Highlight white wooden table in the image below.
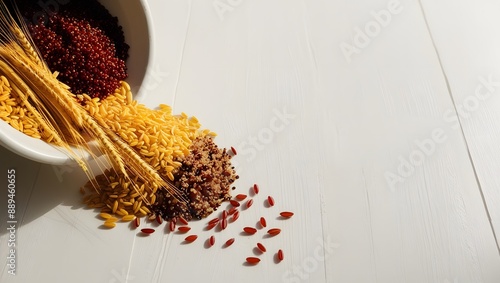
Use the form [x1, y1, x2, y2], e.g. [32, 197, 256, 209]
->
[2, 0, 500, 282]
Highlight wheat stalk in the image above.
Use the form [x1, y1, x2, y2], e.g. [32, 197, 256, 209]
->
[0, 2, 184, 203]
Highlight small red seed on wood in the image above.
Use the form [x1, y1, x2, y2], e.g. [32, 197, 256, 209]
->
[267, 196, 275, 206]
[246, 199, 254, 208]
[228, 207, 238, 215]
[232, 210, 240, 222]
[257, 243, 266, 253]
[231, 146, 237, 155]
[225, 238, 235, 247]
[178, 226, 191, 233]
[209, 235, 215, 246]
[243, 227, 257, 234]
[156, 215, 163, 225]
[280, 211, 294, 218]
[141, 228, 155, 234]
[208, 217, 219, 225]
[260, 217, 267, 228]
[169, 220, 176, 232]
[235, 194, 247, 200]
[179, 216, 189, 225]
[230, 200, 241, 207]
[278, 249, 284, 261]
[221, 218, 228, 230]
[246, 257, 260, 264]
[267, 228, 281, 236]
[253, 184, 259, 194]
[185, 235, 198, 242]
[134, 217, 140, 228]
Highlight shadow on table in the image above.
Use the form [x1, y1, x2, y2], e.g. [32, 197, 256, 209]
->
[0, 145, 104, 236]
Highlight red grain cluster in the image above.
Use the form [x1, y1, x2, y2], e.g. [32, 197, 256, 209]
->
[131, 181, 294, 266]
[18, 0, 129, 99]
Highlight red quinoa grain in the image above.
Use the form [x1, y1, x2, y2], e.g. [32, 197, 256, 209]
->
[267, 228, 281, 236]
[280, 211, 294, 218]
[141, 228, 155, 235]
[260, 217, 267, 228]
[225, 238, 235, 247]
[267, 196, 275, 207]
[257, 243, 266, 253]
[184, 235, 198, 242]
[246, 257, 260, 264]
[243, 227, 257, 235]
[278, 249, 284, 261]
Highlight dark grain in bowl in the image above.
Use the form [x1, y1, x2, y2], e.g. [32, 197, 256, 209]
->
[16, 0, 130, 99]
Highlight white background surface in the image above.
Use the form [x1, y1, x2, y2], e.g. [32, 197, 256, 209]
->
[2, 0, 500, 282]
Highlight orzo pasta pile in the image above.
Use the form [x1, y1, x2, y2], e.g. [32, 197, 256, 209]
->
[78, 82, 237, 225]
[77, 81, 212, 182]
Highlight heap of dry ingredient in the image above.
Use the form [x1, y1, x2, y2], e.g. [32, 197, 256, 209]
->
[16, 0, 129, 99]
[79, 82, 238, 224]
[153, 136, 237, 221]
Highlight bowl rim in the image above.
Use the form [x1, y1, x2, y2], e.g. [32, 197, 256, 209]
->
[0, 0, 155, 165]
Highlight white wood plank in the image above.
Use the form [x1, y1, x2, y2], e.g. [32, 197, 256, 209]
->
[420, 0, 500, 250]
[1, 0, 500, 282]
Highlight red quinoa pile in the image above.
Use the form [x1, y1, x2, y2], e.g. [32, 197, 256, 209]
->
[153, 136, 238, 221]
[16, 0, 129, 99]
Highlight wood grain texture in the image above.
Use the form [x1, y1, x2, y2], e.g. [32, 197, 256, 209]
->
[1, 0, 500, 282]
[420, 0, 500, 251]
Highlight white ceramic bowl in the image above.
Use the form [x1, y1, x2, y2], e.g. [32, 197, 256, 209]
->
[0, 0, 153, 165]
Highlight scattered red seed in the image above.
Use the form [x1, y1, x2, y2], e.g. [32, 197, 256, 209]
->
[246, 199, 254, 209]
[177, 226, 191, 233]
[209, 235, 215, 246]
[185, 235, 198, 242]
[267, 228, 281, 236]
[134, 217, 140, 228]
[225, 238, 235, 247]
[243, 227, 257, 235]
[230, 200, 241, 207]
[206, 222, 217, 230]
[246, 257, 261, 264]
[141, 228, 155, 234]
[278, 249, 284, 261]
[232, 210, 240, 222]
[257, 243, 267, 253]
[208, 217, 220, 225]
[169, 220, 176, 232]
[179, 216, 189, 225]
[221, 218, 228, 230]
[253, 184, 259, 194]
[222, 210, 228, 219]
[280, 211, 294, 218]
[156, 215, 163, 225]
[235, 194, 247, 200]
[260, 217, 267, 228]
[231, 146, 237, 155]
[267, 196, 275, 207]
[228, 207, 238, 215]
